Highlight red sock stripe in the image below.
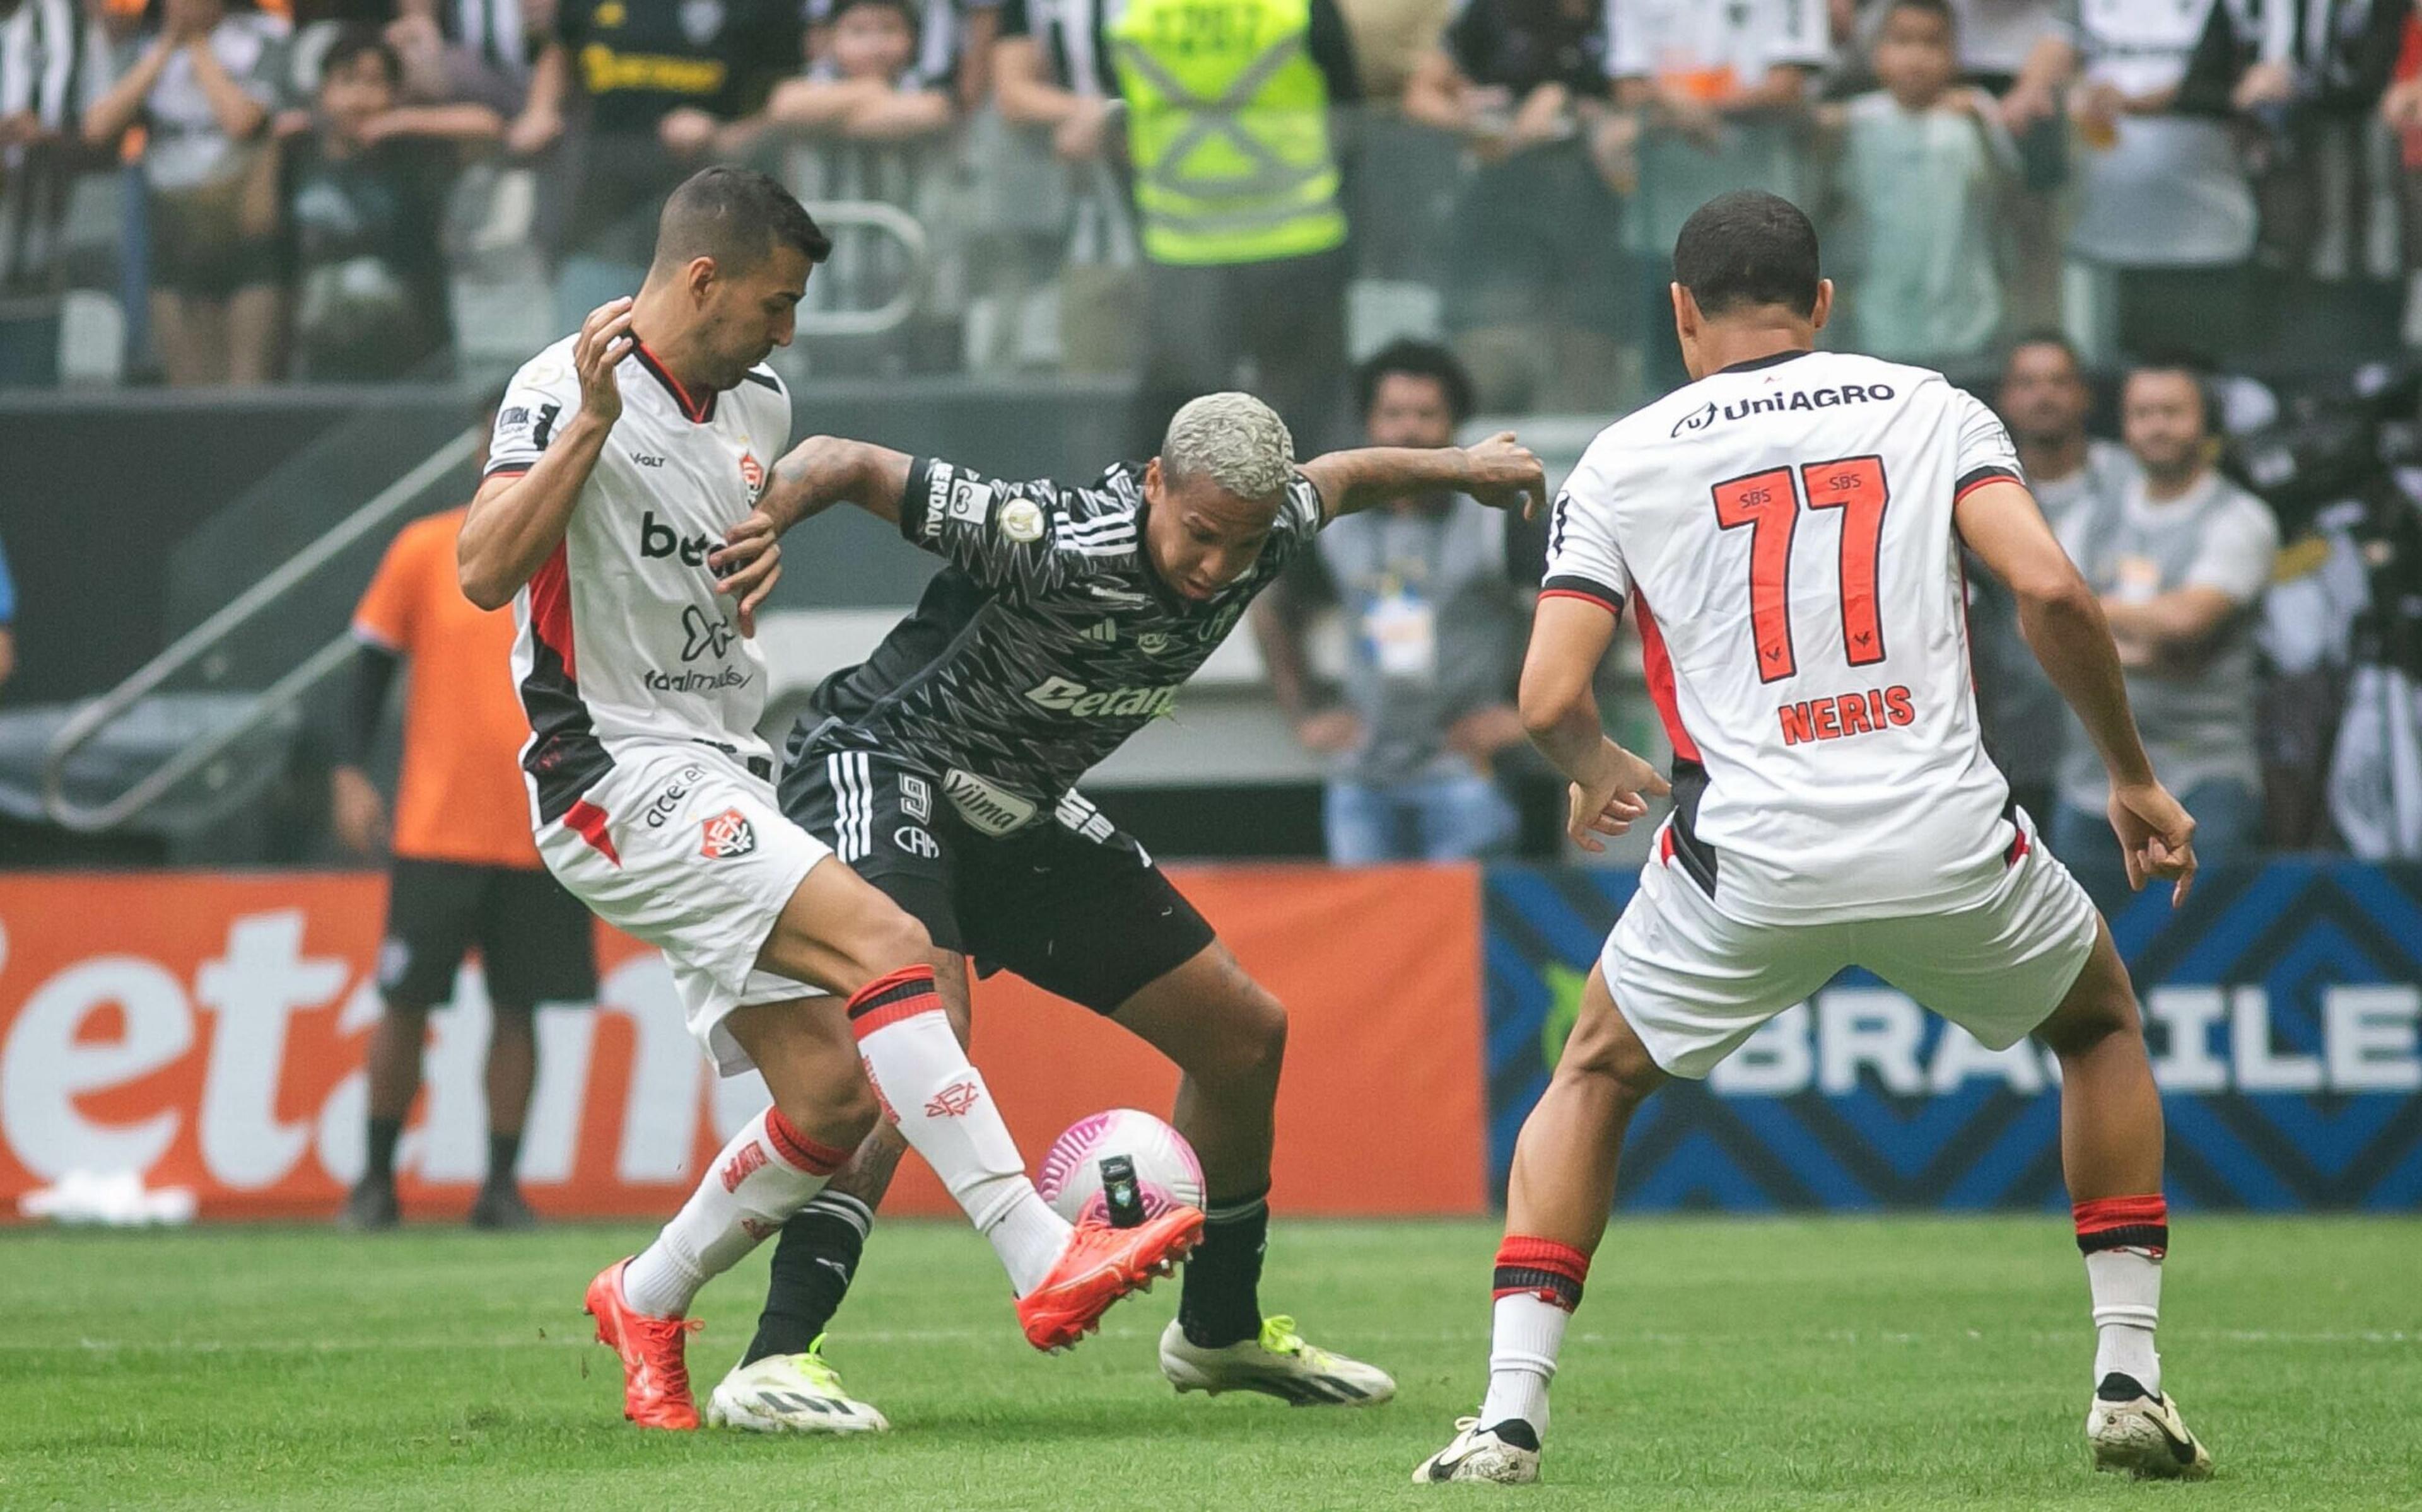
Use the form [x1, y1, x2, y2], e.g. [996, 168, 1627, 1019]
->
[764, 1108, 850, 1176]
[2073, 1195, 2168, 1231]
[2074, 1194, 2168, 1255]
[1492, 1235, 1589, 1310]
[846, 965, 942, 1041]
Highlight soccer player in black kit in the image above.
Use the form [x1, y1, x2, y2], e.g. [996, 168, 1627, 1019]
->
[698, 392, 1546, 1429]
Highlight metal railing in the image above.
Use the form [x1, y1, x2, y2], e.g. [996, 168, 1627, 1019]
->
[794, 199, 930, 339]
[40, 430, 481, 833]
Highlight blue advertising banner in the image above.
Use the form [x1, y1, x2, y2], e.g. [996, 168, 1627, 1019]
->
[1485, 860, 2422, 1211]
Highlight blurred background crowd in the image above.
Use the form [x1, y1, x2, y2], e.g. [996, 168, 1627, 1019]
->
[5, 0, 2422, 885]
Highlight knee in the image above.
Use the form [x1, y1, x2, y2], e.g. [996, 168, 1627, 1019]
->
[845, 908, 939, 994]
[1200, 989, 1289, 1093]
[1552, 1013, 1663, 1112]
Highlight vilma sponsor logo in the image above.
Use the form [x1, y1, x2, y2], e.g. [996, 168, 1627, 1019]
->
[699, 808, 758, 860]
[942, 769, 1037, 835]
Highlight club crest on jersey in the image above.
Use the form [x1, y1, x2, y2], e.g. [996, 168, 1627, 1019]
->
[678, 0, 723, 44]
[1138, 631, 1173, 655]
[699, 808, 757, 860]
[739, 450, 764, 497]
[998, 497, 1046, 543]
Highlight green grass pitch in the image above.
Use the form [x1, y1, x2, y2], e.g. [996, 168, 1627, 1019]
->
[4, 1215, 2418, 1510]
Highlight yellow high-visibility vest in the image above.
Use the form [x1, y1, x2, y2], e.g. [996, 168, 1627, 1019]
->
[1108, 0, 1347, 266]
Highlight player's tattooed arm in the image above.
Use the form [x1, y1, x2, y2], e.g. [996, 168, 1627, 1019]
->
[1299, 431, 1547, 524]
[459, 298, 632, 609]
[750, 435, 916, 532]
[1520, 596, 1668, 853]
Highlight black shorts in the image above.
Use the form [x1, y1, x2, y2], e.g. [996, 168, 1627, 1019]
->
[779, 748, 1215, 1015]
[380, 859, 599, 1011]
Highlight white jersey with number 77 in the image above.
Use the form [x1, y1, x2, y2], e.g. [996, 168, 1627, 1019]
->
[1547, 349, 2025, 926]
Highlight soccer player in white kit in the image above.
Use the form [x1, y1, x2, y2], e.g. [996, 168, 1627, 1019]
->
[1416, 192, 2213, 1486]
[456, 168, 1201, 1431]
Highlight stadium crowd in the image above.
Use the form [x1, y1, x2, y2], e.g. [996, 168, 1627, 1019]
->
[0, 0, 2419, 393]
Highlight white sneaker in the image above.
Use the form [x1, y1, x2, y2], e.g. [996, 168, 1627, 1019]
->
[705, 1337, 889, 1434]
[2086, 1373, 2212, 1480]
[1159, 1315, 1395, 1406]
[1414, 1417, 1542, 1484]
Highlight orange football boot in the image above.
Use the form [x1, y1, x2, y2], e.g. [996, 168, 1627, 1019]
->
[585, 1258, 704, 1429]
[1017, 1207, 1206, 1352]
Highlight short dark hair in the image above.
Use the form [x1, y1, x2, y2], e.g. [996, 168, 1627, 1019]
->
[1355, 339, 1475, 425]
[1672, 191, 1822, 320]
[653, 166, 832, 275]
[831, 0, 920, 30]
[1884, 0, 1955, 26]
[320, 25, 401, 90]
[2122, 354, 2216, 432]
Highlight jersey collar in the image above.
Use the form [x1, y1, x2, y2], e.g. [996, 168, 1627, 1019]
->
[631, 338, 717, 424]
[1714, 348, 1815, 376]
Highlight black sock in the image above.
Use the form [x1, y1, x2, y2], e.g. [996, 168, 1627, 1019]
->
[365, 1117, 403, 1185]
[1179, 1189, 1269, 1349]
[744, 1192, 874, 1364]
[486, 1131, 522, 1186]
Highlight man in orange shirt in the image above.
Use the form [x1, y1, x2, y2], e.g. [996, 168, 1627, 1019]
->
[334, 497, 599, 1231]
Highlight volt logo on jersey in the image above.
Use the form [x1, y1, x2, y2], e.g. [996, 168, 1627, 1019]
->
[699, 808, 758, 859]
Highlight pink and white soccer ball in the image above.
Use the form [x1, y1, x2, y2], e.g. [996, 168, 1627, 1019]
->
[1036, 1108, 1206, 1226]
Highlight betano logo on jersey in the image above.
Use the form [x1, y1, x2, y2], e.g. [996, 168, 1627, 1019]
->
[1022, 675, 1182, 719]
[1670, 382, 1898, 438]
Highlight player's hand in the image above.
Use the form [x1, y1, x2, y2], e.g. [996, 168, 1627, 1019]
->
[1461, 432, 1548, 520]
[1294, 708, 1362, 755]
[331, 766, 387, 857]
[711, 513, 781, 636]
[574, 297, 633, 429]
[1565, 738, 1670, 854]
[2109, 779, 2197, 907]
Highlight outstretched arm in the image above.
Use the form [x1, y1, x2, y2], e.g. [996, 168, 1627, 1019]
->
[1299, 432, 1547, 523]
[1955, 477, 2197, 903]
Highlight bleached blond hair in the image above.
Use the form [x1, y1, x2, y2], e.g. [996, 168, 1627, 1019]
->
[1160, 392, 1296, 502]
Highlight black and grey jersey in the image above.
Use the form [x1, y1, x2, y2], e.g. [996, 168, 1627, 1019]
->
[793, 456, 1325, 834]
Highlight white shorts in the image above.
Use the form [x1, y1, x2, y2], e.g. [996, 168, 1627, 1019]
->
[537, 743, 834, 1076]
[1606, 816, 2100, 1079]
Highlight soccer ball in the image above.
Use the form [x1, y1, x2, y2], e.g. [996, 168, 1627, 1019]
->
[1036, 1108, 1205, 1227]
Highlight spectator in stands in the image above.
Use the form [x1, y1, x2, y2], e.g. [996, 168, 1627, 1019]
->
[281, 25, 496, 377]
[382, 0, 531, 115]
[2018, 0, 2290, 359]
[2052, 360, 2279, 909]
[83, 0, 290, 385]
[1, 0, 109, 332]
[512, 0, 802, 334]
[769, 0, 952, 141]
[1112, 0, 1359, 454]
[1934, 0, 2069, 332]
[1251, 340, 1533, 864]
[1401, 0, 1625, 410]
[1972, 332, 2132, 825]
[336, 452, 597, 1231]
[1337, 0, 1446, 102]
[990, 0, 1113, 156]
[1608, 0, 1827, 390]
[1821, 0, 2015, 364]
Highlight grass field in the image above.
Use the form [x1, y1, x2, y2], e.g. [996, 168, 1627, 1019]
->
[4, 1215, 2418, 1511]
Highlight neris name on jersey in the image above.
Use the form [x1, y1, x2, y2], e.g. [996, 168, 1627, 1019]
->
[1779, 683, 1917, 747]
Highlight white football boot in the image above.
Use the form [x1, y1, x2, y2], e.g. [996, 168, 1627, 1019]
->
[706, 1337, 889, 1434]
[2086, 1373, 2213, 1480]
[1413, 1417, 1543, 1484]
[1159, 1315, 1396, 1406]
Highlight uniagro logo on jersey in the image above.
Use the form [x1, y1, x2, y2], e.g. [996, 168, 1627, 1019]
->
[699, 808, 758, 861]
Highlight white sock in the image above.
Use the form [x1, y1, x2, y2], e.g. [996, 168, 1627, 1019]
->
[2086, 1248, 2163, 1395]
[623, 1106, 846, 1318]
[1479, 1292, 1569, 1436]
[850, 968, 1070, 1294]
